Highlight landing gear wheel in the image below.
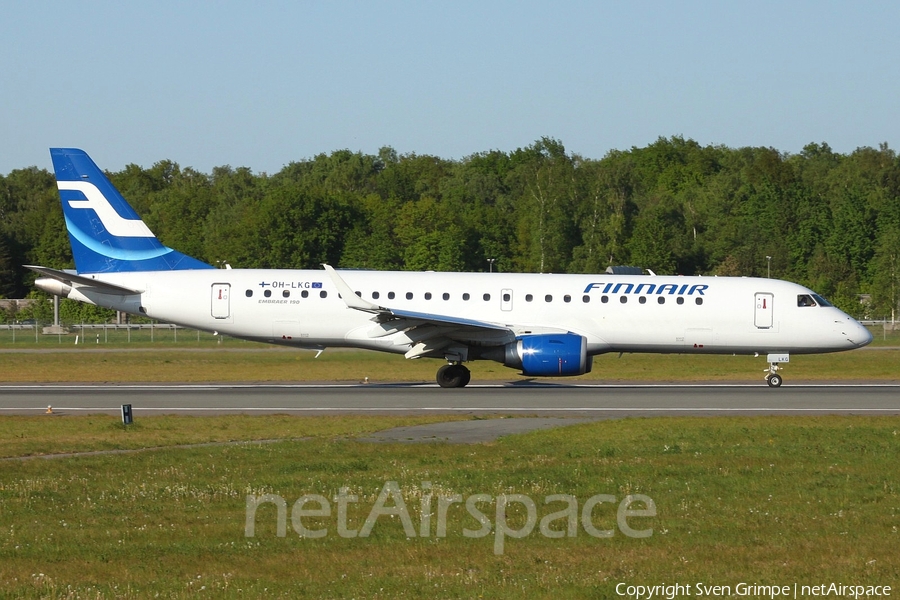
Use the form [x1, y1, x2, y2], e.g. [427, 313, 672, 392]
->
[437, 364, 471, 388]
[763, 356, 787, 388]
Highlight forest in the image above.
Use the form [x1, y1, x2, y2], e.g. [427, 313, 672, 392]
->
[1, 136, 898, 321]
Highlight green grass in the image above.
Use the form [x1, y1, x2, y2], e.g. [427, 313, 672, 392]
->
[0, 415, 898, 597]
[0, 345, 897, 383]
[0, 414, 468, 459]
[3, 324, 900, 348]
[1, 324, 897, 384]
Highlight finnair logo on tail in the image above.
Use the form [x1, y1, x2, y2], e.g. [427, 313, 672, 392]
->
[58, 181, 154, 238]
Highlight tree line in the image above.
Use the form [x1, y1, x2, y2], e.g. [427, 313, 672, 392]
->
[1, 136, 899, 321]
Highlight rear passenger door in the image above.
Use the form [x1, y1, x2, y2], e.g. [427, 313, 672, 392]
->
[211, 283, 231, 319]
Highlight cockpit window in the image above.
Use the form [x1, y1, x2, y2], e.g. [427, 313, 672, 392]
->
[811, 293, 833, 307]
[797, 294, 816, 307]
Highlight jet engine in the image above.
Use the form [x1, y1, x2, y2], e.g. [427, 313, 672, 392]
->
[503, 333, 592, 376]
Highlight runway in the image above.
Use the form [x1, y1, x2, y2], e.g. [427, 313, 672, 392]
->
[1, 382, 899, 417]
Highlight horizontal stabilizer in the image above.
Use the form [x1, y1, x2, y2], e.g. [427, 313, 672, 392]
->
[25, 265, 141, 295]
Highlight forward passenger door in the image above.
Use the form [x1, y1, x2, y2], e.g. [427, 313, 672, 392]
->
[754, 293, 773, 329]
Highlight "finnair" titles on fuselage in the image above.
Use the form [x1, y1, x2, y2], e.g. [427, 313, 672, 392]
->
[583, 282, 708, 295]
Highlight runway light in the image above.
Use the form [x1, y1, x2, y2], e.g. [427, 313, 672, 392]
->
[46, 405, 53, 414]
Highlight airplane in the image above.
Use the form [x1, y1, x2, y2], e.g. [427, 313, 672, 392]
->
[29, 148, 873, 388]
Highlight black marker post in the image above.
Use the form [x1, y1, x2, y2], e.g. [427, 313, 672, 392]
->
[121, 404, 133, 426]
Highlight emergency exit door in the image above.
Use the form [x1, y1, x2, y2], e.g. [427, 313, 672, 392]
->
[211, 283, 231, 319]
[754, 292, 773, 329]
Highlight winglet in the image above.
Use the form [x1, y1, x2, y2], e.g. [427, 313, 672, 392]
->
[322, 264, 383, 312]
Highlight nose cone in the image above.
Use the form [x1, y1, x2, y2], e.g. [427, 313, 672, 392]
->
[856, 322, 874, 347]
[844, 319, 873, 348]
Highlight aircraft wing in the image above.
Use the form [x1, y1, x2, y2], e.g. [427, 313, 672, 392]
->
[323, 263, 507, 329]
[323, 264, 524, 358]
[25, 265, 142, 295]
[386, 308, 510, 331]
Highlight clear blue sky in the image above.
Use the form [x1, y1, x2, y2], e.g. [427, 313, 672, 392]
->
[2, 1, 899, 174]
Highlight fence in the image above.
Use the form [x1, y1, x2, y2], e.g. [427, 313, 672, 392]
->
[0, 323, 234, 346]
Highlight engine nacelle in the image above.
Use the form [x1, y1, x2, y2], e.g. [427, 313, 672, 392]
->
[504, 333, 591, 377]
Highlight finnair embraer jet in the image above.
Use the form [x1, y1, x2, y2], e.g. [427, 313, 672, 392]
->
[30, 148, 872, 388]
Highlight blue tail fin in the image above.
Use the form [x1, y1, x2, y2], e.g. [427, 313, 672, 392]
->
[50, 148, 213, 273]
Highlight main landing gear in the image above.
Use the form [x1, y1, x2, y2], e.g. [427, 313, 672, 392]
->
[436, 363, 471, 388]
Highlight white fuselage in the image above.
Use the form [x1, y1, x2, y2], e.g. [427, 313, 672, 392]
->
[67, 269, 872, 357]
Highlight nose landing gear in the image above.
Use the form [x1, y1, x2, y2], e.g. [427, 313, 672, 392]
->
[763, 353, 789, 388]
[765, 370, 783, 388]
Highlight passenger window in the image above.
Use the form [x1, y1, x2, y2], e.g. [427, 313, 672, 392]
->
[503, 293, 511, 302]
[388, 292, 395, 300]
[638, 296, 646, 304]
[320, 290, 327, 298]
[695, 298, 703, 305]
[463, 293, 470, 301]
[372, 291, 380, 300]
[443, 293, 450, 300]
[483, 293, 491, 301]
[657, 296, 665, 305]
[797, 294, 816, 307]
[676, 297, 684, 305]
[264, 290, 272, 298]
[601, 295, 609, 304]
[283, 290, 290, 298]
[619, 296, 627, 304]
[525, 294, 533, 302]
[545, 295, 553, 302]
[564, 295, 571, 303]
[245, 290, 253, 297]
[425, 292, 432, 300]
[355, 291, 362, 297]
[301, 290, 309, 298]
[582, 295, 590, 303]
[406, 292, 413, 300]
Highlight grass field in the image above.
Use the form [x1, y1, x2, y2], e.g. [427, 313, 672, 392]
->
[0, 345, 897, 384]
[3, 323, 899, 348]
[1, 326, 897, 596]
[0, 414, 897, 598]
[2, 325, 897, 384]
